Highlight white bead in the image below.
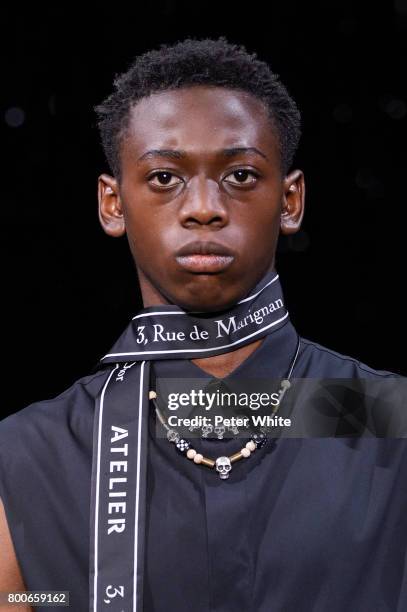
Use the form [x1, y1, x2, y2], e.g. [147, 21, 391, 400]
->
[241, 447, 251, 458]
[149, 390, 157, 399]
[187, 449, 197, 460]
[246, 441, 256, 452]
[193, 453, 203, 464]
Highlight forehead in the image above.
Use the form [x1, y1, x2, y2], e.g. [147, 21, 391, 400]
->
[120, 86, 280, 162]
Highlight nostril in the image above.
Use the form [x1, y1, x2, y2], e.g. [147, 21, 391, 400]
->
[182, 214, 226, 228]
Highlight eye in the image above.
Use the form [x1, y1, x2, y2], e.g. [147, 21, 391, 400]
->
[223, 169, 259, 186]
[148, 171, 183, 188]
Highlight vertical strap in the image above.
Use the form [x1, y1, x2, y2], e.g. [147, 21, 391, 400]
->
[89, 361, 150, 611]
[133, 361, 150, 610]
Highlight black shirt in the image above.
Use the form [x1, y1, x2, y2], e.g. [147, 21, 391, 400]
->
[0, 319, 406, 611]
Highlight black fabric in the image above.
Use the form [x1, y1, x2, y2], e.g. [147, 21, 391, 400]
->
[0, 319, 406, 611]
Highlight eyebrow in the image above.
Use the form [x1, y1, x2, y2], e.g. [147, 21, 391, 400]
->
[138, 149, 185, 162]
[222, 147, 268, 161]
[137, 146, 268, 162]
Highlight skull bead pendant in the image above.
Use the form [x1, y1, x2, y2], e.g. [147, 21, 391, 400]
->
[201, 423, 213, 438]
[214, 424, 226, 440]
[215, 456, 232, 480]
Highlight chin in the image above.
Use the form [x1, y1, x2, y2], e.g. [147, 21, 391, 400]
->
[173, 290, 239, 314]
[158, 269, 251, 312]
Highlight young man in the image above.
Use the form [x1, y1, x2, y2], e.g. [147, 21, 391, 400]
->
[0, 38, 406, 612]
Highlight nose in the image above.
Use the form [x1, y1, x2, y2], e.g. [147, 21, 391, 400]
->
[178, 176, 229, 229]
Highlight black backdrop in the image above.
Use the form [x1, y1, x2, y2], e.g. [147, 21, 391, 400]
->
[2, 1, 407, 416]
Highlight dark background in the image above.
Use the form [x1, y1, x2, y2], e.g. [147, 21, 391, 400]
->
[2, 1, 406, 416]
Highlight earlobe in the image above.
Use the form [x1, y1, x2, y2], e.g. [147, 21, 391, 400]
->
[98, 173, 126, 238]
[280, 169, 305, 235]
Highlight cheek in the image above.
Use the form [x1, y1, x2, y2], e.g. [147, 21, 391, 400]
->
[122, 204, 176, 264]
[122, 209, 149, 259]
[234, 201, 281, 242]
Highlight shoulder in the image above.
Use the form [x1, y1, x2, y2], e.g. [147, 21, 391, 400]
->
[298, 336, 403, 379]
[293, 337, 406, 437]
[0, 368, 111, 493]
[0, 368, 110, 438]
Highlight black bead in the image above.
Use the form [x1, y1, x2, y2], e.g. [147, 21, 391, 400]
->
[251, 433, 267, 448]
[175, 438, 190, 454]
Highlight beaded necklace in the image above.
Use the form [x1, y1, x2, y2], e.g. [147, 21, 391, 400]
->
[149, 339, 300, 480]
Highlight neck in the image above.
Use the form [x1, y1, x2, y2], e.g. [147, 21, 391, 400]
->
[136, 266, 274, 377]
[190, 337, 265, 378]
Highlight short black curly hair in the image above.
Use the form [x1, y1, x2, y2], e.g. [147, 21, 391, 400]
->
[94, 37, 301, 180]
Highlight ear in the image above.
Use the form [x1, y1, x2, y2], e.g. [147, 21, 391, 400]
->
[98, 173, 126, 237]
[280, 169, 305, 235]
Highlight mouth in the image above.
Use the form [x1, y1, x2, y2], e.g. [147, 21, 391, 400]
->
[175, 241, 235, 273]
[176, 254, 234, 273]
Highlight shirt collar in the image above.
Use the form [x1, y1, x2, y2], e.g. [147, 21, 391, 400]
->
[152, 318, 300, 382]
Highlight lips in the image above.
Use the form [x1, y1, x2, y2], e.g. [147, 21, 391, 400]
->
[175, 241, 235, 273]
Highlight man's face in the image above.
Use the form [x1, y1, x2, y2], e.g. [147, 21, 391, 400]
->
[99, 86, 304, 311]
